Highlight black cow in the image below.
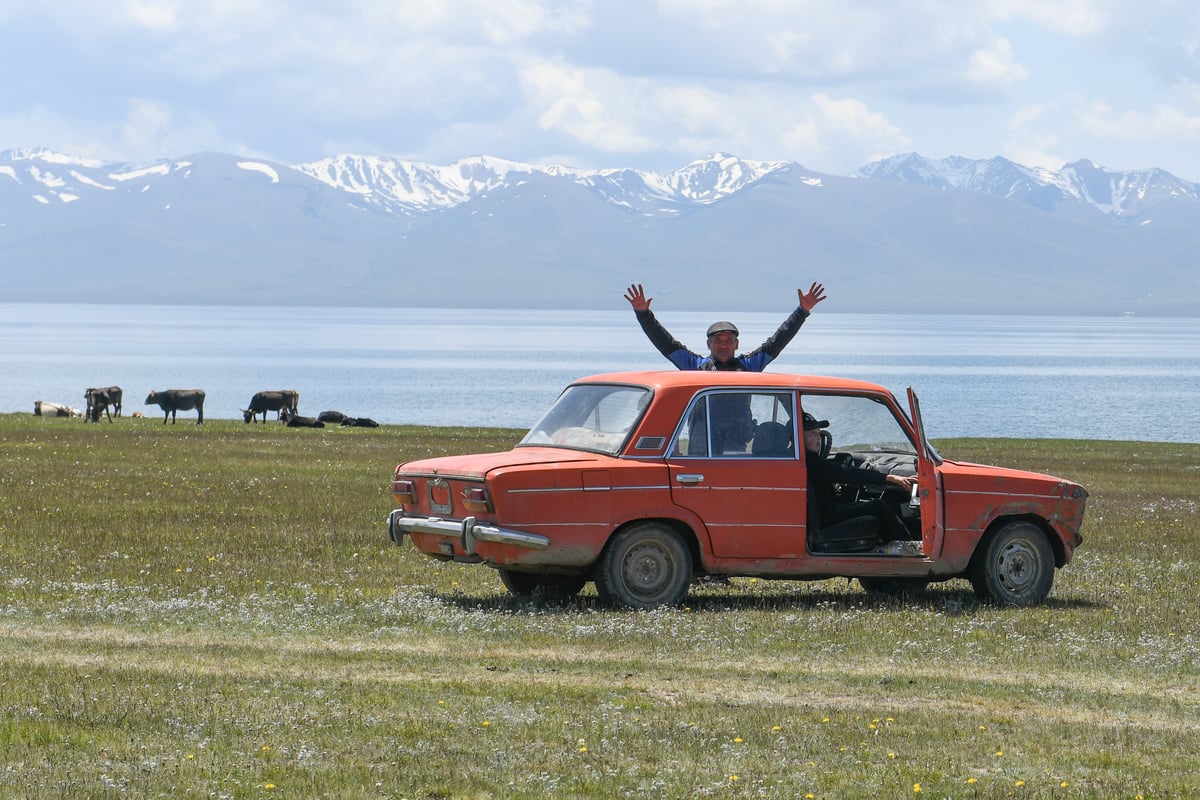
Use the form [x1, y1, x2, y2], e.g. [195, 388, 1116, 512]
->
[340, 416, 380, 428]
[281, 409, 324, 428]
[316, 410, 347, 424]
[85, 386, 123, 423]
[145, 389, 205, 424]
[242, 389, 300, 423]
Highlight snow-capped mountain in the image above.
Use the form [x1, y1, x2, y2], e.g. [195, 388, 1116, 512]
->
[855, 152, 1200, 218]
[292, 152, 793, 215]
[2, 147, 1198, 314]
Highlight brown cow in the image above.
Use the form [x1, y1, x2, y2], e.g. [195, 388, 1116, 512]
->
[145, 389, 205, 424]
[281, 409, 324, 428]
[85, 386, 123, 423]
[242, 389, 300, 423]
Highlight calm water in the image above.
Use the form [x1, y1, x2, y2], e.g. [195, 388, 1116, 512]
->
[3, 303, 1199, 443]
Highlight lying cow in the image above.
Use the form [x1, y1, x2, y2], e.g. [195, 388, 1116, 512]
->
[34, 400, 81, 418]
[317, 410, 347, 424]
[242, 389, 300, 423]
[85, 386, 123, 423]
[281, 409, 324, 428]
[145, 388, 205, 424]
[341, 416, 379, 428]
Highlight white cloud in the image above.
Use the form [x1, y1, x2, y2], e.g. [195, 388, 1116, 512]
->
[965, 37, 1029, 87]
[4, 0, 1200, 179]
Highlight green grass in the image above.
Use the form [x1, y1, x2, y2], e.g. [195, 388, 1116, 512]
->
[1, 415, 1198, 798]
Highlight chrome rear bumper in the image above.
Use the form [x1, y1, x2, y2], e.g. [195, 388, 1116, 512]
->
[387, 510, 551, 555]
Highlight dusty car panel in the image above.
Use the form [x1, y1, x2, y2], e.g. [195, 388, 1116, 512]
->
[387, 370, 1087, 608]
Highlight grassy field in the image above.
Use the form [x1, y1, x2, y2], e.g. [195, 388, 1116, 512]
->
[1, 414, 1197, 799]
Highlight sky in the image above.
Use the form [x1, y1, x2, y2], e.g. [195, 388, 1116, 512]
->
[2, 1, 1199, 179]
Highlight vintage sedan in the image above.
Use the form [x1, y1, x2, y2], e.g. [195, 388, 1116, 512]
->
[387, 371, 1087, 608]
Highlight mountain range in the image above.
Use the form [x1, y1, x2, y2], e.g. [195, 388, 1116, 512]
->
[3, 148, 1198, 314]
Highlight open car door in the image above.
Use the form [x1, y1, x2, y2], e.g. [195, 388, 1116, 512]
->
[907, 388, 944, 558]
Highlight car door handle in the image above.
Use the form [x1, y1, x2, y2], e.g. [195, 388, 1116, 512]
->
[675, 473, 705, 484]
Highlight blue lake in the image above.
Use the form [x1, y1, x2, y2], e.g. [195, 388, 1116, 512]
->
[3, 303, 1199, 443]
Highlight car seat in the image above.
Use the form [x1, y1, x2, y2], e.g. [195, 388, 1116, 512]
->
[751, 421, 793, 456]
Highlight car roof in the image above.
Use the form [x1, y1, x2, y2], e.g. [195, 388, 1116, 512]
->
[573, 370, 895, 395]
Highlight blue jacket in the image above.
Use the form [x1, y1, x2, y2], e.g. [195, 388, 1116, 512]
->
[634, 306, 811, 371]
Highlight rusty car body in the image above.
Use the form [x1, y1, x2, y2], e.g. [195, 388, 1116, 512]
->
[387, 371, 1087, 608]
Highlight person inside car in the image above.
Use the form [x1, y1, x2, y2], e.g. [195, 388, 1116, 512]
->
[623, 282, 826, 371]
[802, 412, 915, 541]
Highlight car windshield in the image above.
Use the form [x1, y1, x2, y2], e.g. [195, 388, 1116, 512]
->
[519, 383, 652, 455]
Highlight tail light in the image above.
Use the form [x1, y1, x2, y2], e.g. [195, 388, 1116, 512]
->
[392, 479, 416, 505]
[461, 487, 493, 513]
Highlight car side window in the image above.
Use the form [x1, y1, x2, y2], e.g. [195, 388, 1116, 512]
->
[799, 393, 917, 471]
[672, 391, 795, 458]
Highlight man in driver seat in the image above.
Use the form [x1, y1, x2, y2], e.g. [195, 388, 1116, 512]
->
[803, 412, 916, 541]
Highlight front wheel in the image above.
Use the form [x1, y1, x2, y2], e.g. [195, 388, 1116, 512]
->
[969, 521, 1055, 606]
[595, 523, 692, 609]
[498, 570, 586, 600]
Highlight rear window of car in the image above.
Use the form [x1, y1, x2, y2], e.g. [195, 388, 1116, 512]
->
[518, 384, 652, 455]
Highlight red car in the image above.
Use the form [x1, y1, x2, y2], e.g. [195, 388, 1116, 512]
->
[387, 371, 1087, 608]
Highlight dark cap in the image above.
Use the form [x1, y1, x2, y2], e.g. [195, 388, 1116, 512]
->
[706, 320, 739, 338]
[802, 412, 829, 430]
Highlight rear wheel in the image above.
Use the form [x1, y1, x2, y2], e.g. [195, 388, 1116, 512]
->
[596, 523, 692, 609]
[498, 570, 586, 600]
[969, 521, 1055, 606]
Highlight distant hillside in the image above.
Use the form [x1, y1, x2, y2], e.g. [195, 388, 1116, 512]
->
[2, 148, 1198, 314]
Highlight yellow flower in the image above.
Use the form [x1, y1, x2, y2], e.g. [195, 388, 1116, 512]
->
[730, 775, 739, 782]
[734, 737, 743, 743]
[1015, 779, 1025, 787]
[913, 783, 921, 793]
[967, 777, 977, 784]
[772, 725, 782, 732]
[482, 720, 491, 727]
[888, 752, 896, 759]
[264, 785, 275, 791]
[1060, 781, 1069, 788]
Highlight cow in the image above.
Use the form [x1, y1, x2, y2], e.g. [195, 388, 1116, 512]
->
[145, 389, 205, 424]
[340, 416, 380, 428]
[316, 410, 347, 424]
[85, 386, 123, 423]
[34, 401, 81, 418]
[242, 389, 300, 423]
[280, 409, 324, 428]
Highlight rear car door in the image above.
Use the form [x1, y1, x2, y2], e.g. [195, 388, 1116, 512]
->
[666, 390, 807, 558]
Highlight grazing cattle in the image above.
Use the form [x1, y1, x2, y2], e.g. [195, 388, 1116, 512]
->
[340, 416, 380, 428]
[242, 389, 300, 423]
[34, 401, 81, 418]
[281, 409, 324, 428]
[316, 410, 347, 424]
[85, 386, 123, 423]
[145, 389, 205, 424]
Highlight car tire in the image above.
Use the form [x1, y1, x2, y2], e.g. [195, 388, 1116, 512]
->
[596, 522, 692, 609]
[498, 570, 586, 599]
[969, 521, 1055, 606]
